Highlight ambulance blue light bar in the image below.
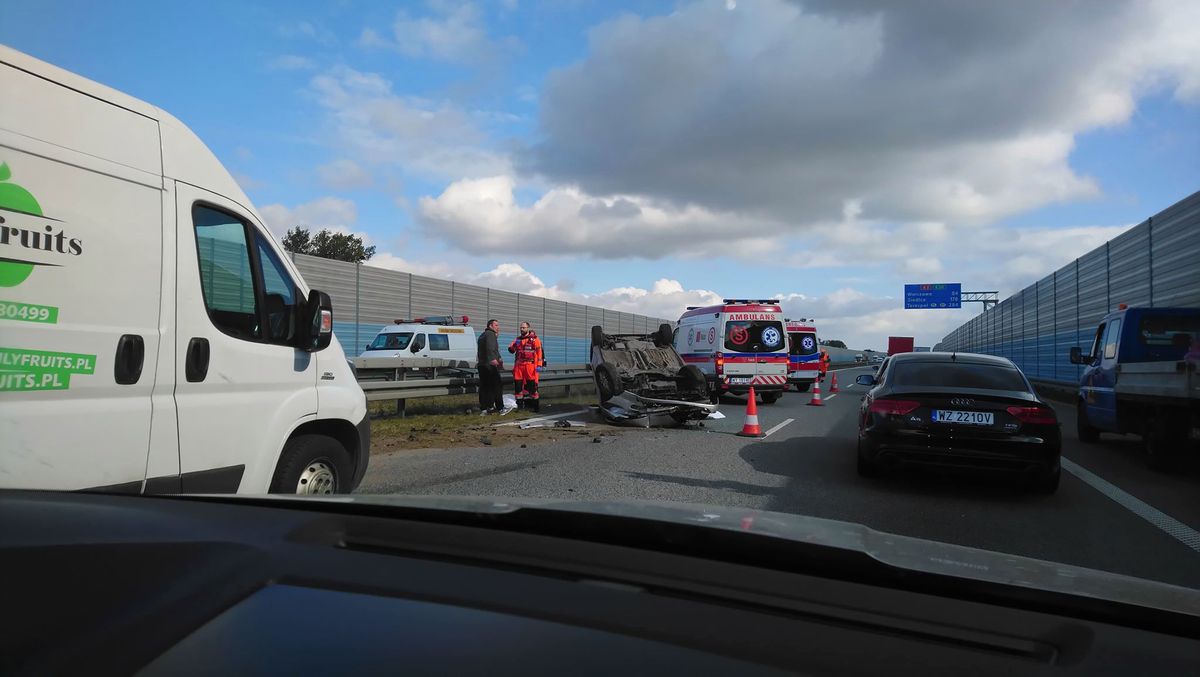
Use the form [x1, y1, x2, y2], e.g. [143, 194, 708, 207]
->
[723, 299, 780, 305]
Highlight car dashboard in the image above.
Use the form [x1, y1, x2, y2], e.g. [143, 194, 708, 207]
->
[2, 491, 1198, 675]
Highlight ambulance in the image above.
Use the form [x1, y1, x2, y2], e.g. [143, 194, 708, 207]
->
[0, 46, 369, 495]
[785, 319, 821, 392]
[674, 299, 789, 404]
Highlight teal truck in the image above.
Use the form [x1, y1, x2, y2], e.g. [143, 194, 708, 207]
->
[1069, 306, 1200, 469]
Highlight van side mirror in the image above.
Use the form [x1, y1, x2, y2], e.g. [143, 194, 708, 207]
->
[299, 289, 333, 352]
[855, 374, 875, 386]
[1069, 347, 1085, 365]
[410, 334, 426, 352]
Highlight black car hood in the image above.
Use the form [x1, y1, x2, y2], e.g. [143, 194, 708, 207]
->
[258, 493, 1199, 619]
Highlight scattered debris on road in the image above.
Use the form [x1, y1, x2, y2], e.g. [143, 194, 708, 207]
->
[370, 403, 630, 454]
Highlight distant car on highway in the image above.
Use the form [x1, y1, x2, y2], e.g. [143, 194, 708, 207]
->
[854, 352, 1061, 493]
[871, 355, 885, 364]
[355, 316, 472, 367]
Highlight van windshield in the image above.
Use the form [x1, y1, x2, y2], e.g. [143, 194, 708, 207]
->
[725, 321, 785, 353]
[368, 332, 413, 351]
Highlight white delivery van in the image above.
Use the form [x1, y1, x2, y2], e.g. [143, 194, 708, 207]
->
[674, 299, 789, 404]
[357, 316, 476, 372]
[0, 46, 368, 494]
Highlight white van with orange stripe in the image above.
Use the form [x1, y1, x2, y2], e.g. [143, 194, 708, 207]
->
[674, 299, 789, 404]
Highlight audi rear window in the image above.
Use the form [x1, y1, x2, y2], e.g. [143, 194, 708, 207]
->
[889, 361, 1028, 391]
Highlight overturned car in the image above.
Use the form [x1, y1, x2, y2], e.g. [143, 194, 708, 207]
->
[590, 324, 718, 426]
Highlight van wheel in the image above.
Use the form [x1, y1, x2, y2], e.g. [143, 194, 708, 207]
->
[270, 435, 352, 495]
[795, 382, 811, 393]
[655, 323, 674, 347]
[761, 391, 781, 404]
[595, 362, 624, 402]
[1076, 400, 1099, 443]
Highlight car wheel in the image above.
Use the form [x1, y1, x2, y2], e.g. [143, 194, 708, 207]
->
[1028, 464, 1060, 495]
[595, 362, 624, 402]
[856, 437, 879, 477]
[270, 434, 352, 495]
[796, 382, 811, 392]
[655, 323, 674, 348]
[1076, 400, 1099, 443]
[761, 391, 781, 404]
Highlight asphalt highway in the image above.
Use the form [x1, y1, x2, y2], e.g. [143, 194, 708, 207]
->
[359, 366, 1200, 589]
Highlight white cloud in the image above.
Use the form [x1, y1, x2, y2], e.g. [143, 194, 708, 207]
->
[368, 252, 461, 280]
[317, 159, 373, 190]
[259, 196, 358, 238]
[267, 54, 317, 71]
[525, 0, 1200, 230]
[417, 174, 780, 259]
[232, 173, 265, 192]
[309, 66, 511, 180]
[278, 20, 337, 46]
[360, 2, 520, 64]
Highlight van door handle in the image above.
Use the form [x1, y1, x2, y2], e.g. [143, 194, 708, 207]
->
[114, 334, 145, 385]
[186, 337, 210, 383]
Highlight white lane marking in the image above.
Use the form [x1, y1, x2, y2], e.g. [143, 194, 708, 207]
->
[494, 410, 581, 427]
[762, 418, 794, 438]
[824, 394, 837, 401]
[1061, 457, 1200, 553]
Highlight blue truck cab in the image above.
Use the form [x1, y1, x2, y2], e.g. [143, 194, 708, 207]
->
[1069, 306, 1200, 469]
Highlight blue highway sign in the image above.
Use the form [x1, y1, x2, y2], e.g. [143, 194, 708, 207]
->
[905, 283, 962, 309]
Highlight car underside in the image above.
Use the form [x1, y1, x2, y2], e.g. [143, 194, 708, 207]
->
[590, 326, 716, 425]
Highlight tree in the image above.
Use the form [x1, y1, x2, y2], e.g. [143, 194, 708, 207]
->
[281, 227, 311, 255]
[820, 339, 848, 349]
[281, 226, 376, 263]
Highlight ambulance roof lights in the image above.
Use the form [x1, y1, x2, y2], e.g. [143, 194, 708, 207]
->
[723, 299, 780, 305]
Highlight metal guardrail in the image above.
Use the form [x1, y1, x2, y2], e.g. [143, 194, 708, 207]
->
[357, 362, 594, 404]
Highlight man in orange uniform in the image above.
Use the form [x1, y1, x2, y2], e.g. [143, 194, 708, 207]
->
[508, 321, 545, 411]
[818, 349, 831, 381]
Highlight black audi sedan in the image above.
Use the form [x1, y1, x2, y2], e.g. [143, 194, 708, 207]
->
[855, 352, 1061, 493]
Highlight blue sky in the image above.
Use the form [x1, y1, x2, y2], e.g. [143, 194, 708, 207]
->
[3, 0, 1197, 350]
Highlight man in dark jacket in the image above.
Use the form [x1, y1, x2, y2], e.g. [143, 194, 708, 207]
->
[477, 319, 505, 413]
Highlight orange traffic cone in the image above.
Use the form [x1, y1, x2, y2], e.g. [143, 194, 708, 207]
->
[738, 386, 764, 437]
[807, 379, 824, 406]
[830, 371, 840, 393]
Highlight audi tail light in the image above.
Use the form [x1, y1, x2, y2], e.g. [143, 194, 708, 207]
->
[1006, 406, 1057, 425]
[869, 399, 920, 416]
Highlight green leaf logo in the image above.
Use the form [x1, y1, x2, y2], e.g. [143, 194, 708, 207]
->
[0, 162, 42, 287]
